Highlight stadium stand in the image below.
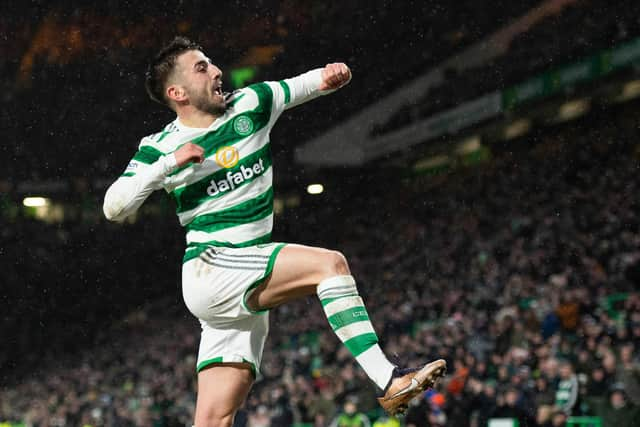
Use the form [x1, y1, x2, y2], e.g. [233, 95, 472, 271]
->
[372, 0, 640, 136]
[0, 0, 538, 182]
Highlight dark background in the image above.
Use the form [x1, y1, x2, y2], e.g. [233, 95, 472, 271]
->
[2, 1, 640, 426]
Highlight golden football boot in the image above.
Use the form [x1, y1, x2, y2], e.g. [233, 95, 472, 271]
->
[377, 359, 447, 415]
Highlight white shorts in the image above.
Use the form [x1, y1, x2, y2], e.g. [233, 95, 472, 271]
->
[181, 243, 286, 377]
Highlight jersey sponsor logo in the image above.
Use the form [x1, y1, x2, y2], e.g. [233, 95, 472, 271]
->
[215, 146, 240, 168]
[233, 115, 254, 136]
[207, 158, 266, 196]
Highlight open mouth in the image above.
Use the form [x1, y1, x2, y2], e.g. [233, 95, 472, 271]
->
[213, 84, 223, 96]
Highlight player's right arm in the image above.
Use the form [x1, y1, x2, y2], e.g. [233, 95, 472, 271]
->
[277, 63, 352, 110]
[103, 142, 204, 222]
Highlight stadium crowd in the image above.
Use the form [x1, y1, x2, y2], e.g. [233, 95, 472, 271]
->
[2, 106, 640, 426]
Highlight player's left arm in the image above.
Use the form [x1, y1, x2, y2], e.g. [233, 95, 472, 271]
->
[275, 63, 352, 110]
[103, 142, 203, 222]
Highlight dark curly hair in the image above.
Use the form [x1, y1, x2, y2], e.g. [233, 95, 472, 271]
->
[145, 36, 202, 107]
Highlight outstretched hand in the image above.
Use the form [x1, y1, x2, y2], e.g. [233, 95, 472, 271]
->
[319, 63, 352, 91]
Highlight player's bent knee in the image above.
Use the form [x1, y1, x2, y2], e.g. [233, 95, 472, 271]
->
[322, 249, 350, 277]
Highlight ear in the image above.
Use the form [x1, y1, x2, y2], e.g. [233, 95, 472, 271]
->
[166, 84, 187, 103]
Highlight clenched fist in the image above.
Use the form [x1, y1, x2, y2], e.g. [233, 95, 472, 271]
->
[174, 142, 205, 167]
[319, 63, 352, 91]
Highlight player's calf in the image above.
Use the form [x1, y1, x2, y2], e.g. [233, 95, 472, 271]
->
[316, 265, 447, 415]
[316, 274, 396, 390]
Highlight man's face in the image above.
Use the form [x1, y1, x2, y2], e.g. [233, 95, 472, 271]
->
[611, 391, 626, 409]
[592, 368, 604, 381]
[344, 402, 356, 415]
[505, 390, 518, 406]
[559, 364, 572, 379]
[172, 49, 227, 115]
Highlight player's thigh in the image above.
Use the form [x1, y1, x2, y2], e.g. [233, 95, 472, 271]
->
[194, 363, 254, 427]
[248, 243, 351, 309]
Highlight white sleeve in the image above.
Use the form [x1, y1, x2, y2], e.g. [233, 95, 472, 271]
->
[103, 154, 177, 222]
[281, 68, 326, 110]
[564, 376, 579, 412]
[274, 67, 348, 111]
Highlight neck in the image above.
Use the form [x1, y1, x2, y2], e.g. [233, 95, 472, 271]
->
[176, 106, 219, 128]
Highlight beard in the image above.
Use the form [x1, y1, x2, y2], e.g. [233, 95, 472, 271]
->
[190, 89, 228, 116]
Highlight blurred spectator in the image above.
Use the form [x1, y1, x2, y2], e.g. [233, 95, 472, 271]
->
[330, 398, 371, 427]
[373, 415, 401, 427]
[593, 386, 640, 427]
[491, 387, 534, 426]
[616, 343, 640, 405]
[404, 394, 431, 427]
[554, 360, 579, 415]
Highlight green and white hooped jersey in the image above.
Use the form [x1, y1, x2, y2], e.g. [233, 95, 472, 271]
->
[110, 69, 328, 262]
